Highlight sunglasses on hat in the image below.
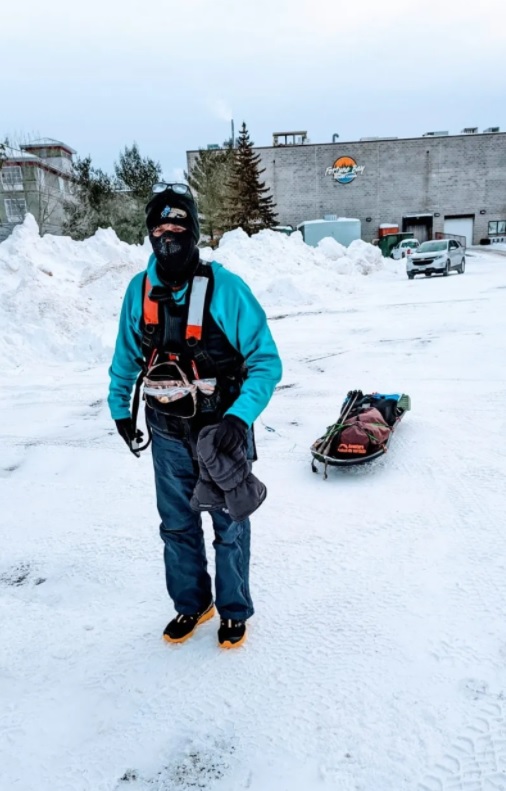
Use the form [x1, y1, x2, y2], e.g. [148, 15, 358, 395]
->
[151, 182, 193, 196]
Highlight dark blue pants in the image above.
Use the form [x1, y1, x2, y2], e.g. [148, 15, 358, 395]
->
[151, 430, 254, 620]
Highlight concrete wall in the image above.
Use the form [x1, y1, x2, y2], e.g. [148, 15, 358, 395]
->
[187, 133, 506, 244]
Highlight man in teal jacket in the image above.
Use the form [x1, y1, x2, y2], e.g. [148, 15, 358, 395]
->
[108, 184, 282, 648]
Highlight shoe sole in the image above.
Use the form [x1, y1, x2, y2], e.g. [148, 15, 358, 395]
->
[163, 605, 215, 644]
[219, 632, 247, 650]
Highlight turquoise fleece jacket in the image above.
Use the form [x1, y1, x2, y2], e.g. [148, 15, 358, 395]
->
[108, 256, 282, 427]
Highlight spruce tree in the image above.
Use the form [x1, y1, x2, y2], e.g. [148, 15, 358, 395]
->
[187, 147, 233, 244]
[114, 143, 162, 243]
[63, 145, 161, 243]
[225, 122, 278, 235]
[115, 143, 161, 201]
[63, 156, 116, 239]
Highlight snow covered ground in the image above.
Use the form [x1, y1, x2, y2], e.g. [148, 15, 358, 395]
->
[488, 243, 506, 253]
[1, 219, 506, 791]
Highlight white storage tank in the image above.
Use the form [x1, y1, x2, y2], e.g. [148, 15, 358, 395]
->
[298, 217, 361, 247]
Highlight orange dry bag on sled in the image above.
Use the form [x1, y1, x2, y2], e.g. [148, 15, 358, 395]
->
[311, 390, 411, 478]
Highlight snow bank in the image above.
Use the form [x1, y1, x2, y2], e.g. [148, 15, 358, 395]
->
[0, 217, 387, 368]
[0, 215, 148, 368]
[317, 237, 384, 275]
[201, 229, 385, 307]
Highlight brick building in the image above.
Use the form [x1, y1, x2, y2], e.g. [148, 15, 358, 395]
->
[187, 129, 506, 246]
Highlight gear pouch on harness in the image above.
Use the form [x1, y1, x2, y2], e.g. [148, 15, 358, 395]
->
[143, 359, 217, 419]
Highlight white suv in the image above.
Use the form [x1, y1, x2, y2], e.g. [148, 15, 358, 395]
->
[391, 238, 420, 259]
[406, 239, 466, 279]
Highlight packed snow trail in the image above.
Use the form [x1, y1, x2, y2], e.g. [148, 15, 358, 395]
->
[1, 242, 506, 790]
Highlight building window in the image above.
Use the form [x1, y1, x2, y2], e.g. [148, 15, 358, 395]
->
[4, 198, 27, 222]
[1, 166, 23, 188]
[489, 220, 506, 235]
[38, 169, 46, 188]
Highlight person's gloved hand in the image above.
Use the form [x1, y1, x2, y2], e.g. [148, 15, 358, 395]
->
[115, 418, 144, 458]
[214, 415, 248, 454]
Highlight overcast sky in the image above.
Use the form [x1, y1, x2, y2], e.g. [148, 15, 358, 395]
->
[3, 0, 505, 179]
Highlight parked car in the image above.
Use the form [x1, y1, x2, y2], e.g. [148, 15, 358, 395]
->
[406, 239, 466, 279]
[391, 238, 420, 259]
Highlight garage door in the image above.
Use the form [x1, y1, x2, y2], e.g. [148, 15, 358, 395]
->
[404, 220, 430, 242]
[403, 215, 433, 242]
[444, 216, 474, 248]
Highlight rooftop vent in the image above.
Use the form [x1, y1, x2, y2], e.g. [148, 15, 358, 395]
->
[462, 127, 478, 134]
[423, 131, 449, 137]
[483, 127, 500, 133]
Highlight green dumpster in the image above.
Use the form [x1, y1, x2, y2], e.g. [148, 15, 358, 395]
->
[378, 233, 415, 258]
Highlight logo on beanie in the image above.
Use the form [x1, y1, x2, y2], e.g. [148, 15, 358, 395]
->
[161, 206, 188, 220]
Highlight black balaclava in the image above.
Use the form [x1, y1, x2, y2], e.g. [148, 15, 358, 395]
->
[145, 189, 200, 289]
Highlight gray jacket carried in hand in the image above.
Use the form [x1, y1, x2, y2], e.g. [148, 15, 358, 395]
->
[190, 425, 267, 523]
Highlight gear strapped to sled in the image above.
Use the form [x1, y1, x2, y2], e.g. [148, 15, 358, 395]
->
[130, 264, 245, 453]
[311, 390, 411, 478]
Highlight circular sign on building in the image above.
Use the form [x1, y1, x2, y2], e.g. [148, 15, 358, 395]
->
[325, 156, 365, 184]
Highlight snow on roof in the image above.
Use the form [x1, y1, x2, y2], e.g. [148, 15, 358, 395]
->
[2, 145, 39, 162]
[2, 144, 73, 178]
[299, 218, 360, 226]
[21, 138, 76, 154]
[380, 223, 398, 228]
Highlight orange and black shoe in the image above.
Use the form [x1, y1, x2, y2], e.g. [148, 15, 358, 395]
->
[218, 619, 247, 649]
[163, 602, 215, 644]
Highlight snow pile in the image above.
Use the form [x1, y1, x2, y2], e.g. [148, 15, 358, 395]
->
[201, 228, 385, 306]
[0, 215, 148, 368]
[317, 237, 385, 275]
[0, 217, 387, 369]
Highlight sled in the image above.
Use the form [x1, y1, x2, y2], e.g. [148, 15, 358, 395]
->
[311, 390, 411, 478]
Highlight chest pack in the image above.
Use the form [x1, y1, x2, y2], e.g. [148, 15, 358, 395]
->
[131, 263, 245, 449]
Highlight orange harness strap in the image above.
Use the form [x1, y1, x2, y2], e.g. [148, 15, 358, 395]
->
[143, 275, 159, 326]
[142, 272, 209, 348]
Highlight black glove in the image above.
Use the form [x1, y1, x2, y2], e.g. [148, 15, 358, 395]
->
[115, 418, 144, 458]
[214, 415, 248, 454]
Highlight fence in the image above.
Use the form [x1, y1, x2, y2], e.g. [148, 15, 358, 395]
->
[435, 231, 467, 249]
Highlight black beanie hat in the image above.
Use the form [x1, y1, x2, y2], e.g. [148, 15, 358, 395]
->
[145, 189, 200, 244]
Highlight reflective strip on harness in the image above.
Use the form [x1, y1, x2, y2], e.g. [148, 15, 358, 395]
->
[185, 275, 208, 342]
